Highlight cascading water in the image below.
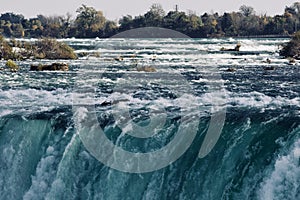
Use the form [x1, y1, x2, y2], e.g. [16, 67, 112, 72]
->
[0, 38, 299, 200]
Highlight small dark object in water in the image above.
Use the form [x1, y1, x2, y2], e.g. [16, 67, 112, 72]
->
[226, 67, 236, 72]
[288, 58, 296, 65]
[221, 43, 241, 51]
[100, 101, 112, 106]
[264, 66, 275, 70]
[137, 66, 156, 72]
[30, 63, 69, 71]
[262, 58, 271, 64]
[114, 56, 123, 61]
[152, 55, 157, 61]
[100, 99, 129, 106]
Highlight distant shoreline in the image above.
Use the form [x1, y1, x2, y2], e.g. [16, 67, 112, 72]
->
[1, 3, 299, 39]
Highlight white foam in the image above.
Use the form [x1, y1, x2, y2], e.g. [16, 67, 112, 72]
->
[228, 91, 300, 108]
[0, 37, 297, 118]
[258, 137, 300, 200]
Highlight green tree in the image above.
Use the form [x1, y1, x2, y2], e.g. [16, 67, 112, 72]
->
[36, 15, 48, 27]
[0, 34, 13, 59]
[220, 13, 235, 35]
[11, 23, 24, 37]
[163, 11, 189, 32]
[0, 13, 24, 24]
[103, 20, 118, 37]
[27, 18, 43, 37]
[185, 13, 203, 37]
[132, 15, 146, 28]
[201, 13, 219, 36]
[74, 4, 106, 37]
[119, 15, 133, 31]
[42, 16, 62, 37]
[144, 4, 165, 26]
[284, 2, 300, 33]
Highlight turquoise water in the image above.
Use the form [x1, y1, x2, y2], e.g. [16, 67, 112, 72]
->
[0, 38, 299, 199]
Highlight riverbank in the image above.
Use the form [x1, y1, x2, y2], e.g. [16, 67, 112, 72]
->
[1, 3, 300, 39]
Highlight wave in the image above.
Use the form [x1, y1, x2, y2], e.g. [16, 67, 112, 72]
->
[259, 135, 300, 200]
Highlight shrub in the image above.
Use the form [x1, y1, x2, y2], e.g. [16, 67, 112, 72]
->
[34, 38, 77, 59]
[6, 59, 19, 71]
[0, 34, 14, 60]
[0, 34, 77, 60]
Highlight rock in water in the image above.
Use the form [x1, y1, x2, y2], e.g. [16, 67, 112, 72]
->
[6, 59, 19, 72]
[30, 63, 69, 71]
[221, 43, 241, 51]
[280, 31, 300, 59]
[136, 66, 156, 72]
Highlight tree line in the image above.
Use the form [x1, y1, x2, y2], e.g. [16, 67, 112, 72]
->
[1, 2, 300, 38]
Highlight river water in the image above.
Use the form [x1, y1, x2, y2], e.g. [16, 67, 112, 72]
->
[0, 37, 299, 200]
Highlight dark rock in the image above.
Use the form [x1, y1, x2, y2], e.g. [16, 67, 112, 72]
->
[226, 67, 236, 72]
[221, 43, 241, 51]
[30, 63, 69, 71]
[114, 56, 123, 61]
[280, 32, 300, 59]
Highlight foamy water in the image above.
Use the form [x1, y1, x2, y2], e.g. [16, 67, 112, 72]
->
[0, 38, 299, 200]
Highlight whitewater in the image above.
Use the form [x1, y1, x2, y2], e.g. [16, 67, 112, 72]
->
[0, 37, 299, 199]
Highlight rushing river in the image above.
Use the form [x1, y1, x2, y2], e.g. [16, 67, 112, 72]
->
[0, 36, 299, 200]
